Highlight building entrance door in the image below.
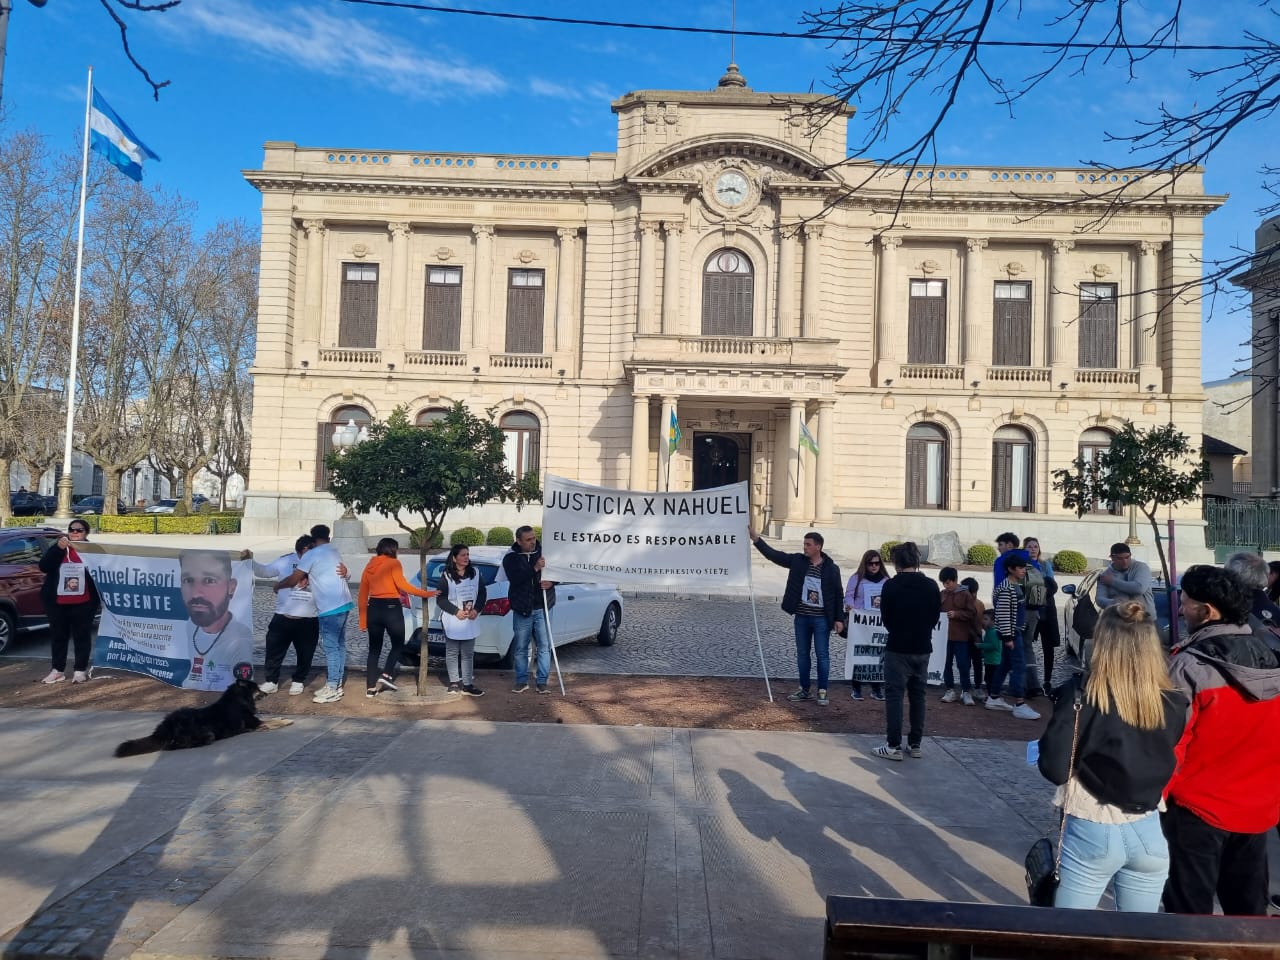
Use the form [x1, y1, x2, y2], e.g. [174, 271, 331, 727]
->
[693, 432, 750, 490]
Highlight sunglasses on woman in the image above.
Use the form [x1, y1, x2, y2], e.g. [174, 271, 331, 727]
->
[867, 559, 882, 566]
[68, 526, 89, 535]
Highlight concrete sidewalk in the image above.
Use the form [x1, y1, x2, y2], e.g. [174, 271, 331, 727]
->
[0, 709, 1054, 960]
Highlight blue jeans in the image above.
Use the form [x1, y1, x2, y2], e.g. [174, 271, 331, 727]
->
[1055, 812, 1169, 912]
[943, 641, 973, 691]
[883, 650, 929, 749]
[318, 611, 349, 688]
[793, 614, 831, 691]
[988, 631, 1025, 699]
[512, 609, 550, 685]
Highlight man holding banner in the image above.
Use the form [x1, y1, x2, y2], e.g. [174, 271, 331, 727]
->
[749, 527, 844, 706]
[504, 525, 556, 694]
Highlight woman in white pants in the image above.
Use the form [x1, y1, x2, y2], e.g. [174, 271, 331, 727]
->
[437, 544, 487, 695]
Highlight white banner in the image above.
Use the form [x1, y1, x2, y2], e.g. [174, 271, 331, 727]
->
[540, 475, 751, 587]
[78, 544, 256, 691]
[843, 608, 949, 685]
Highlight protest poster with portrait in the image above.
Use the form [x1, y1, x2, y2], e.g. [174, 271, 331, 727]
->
[76, 544, 255, 691]
[843, 608, 949, 684]
[540, 475, 750, 588]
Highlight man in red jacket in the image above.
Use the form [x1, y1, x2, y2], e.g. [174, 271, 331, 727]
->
[1162, 564, 1280, 915]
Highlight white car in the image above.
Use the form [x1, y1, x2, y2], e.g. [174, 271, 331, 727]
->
[401, 546, 624, 667]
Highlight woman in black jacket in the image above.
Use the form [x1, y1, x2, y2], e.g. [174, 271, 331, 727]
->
[37, 520, 100, 684]
[1037, 601, 1187, 911]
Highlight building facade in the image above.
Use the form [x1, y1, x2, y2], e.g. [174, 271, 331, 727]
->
[244, 69, 1223, 559]
[1239, 215, 1280, 499]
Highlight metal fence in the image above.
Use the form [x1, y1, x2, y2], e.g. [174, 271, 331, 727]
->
[1204, 500, 1280, 550]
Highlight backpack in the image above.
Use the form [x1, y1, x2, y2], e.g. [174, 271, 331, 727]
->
[1024, 565, 1047, 608]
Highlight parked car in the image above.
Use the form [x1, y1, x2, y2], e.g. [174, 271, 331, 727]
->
[0, 526, 62, 654]
[9, 491, 41, 516]
[143, 495, 209, 514]
[399, 546, 623, 667]
[1061, 569, 1177, 668]
[73, 495, 128, 515]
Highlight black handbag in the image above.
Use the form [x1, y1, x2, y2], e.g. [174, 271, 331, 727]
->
[1024, 692, 1082, 907]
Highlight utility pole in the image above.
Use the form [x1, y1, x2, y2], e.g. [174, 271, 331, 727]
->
[0, 1, 47, 107]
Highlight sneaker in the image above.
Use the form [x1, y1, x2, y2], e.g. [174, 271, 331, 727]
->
[312, 685, 343, 704]
[462, 684, 485, 697]
[1012, 703, 1042, 721]
[850, 689, 864, 701]
[872, 744, 904, 761]
[72, 671, 90, 684]
[908, 745, 922, 759]
[512, 682, 529, 693]
[870, 688, 885, 701]
[41, 669, 66, 684]
[973, 688, 988, 702]
[940, 689, 957, 703]
[288, 682, 305, 696]
[365, 688, 378, 699]
[447, 682, 461, 694]
[536, 684, 550, 695]
[816, 689, 829, 706]
[787, 688, 813, 702]
[377, 675, 398, 692]
[984, 696, 1014, 712]
[258, 681, 279, 695]
[961, 691, 975, 706]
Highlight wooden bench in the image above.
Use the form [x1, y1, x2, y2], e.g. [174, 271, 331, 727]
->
[825, 896, 1278, 959]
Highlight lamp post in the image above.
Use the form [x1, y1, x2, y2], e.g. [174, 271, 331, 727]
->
[330, 418, 366, 520]
[1125, 503, 1141, 545]
[330, 418, 370, 558]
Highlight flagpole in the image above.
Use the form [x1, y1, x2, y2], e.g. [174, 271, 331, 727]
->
[55, 65, 94, 520]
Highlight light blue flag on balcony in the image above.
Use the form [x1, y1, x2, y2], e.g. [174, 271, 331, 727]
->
[89, 90, 159, 182]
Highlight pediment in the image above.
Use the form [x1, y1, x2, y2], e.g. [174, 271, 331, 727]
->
[627, 135, 835, 185]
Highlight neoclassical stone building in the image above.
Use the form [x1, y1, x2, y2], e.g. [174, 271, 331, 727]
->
[243, 67, 1223, 558]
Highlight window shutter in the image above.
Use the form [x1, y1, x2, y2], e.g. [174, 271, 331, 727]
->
[992, 284, 1032, 366]
[908, 286, 946, 363]
[992, 441, 1013, 511]
[314, 423, 332, 492]
[339, 266, 379, 348]
[906, 439, 928, 508]
[701, 274, 753, 335]
[423, 269, 462, 350]
[505, 271, 545, 353]
[1078, 286, 1118, 368]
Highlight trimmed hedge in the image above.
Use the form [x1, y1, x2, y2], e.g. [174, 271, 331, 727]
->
[966, 543, 997, 566]
[879, 540, 901, 562]
[449, 526, 485, 547]
[5, 513, 241, 534]
[486, 525, 514, 546]
[409, 526, 444, 550]
[1053, 549, 1088, 574]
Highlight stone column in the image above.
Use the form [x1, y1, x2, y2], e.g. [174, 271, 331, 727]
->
[1136, 240, 1162, 382]
[387, 221, 411, 351]
[301, 220, 326, 350]
[1049, 239, 1075, 385]
[801, 222, 824, 338]
[962, 237, 988, 381]
[661, 222, 682, 335]
[555, 228, 576, 354]
[637, 221, 658, 335]
[777, 225, 798, 338]
[470, 224, 494, 353]
[658, 395, 677, 491]
[874, 235, 901, 384]
[630, 392, 650, 490]
[814, 400, 835, 522]
[803, 406, 818, 523]
[785, 398, 804, 521]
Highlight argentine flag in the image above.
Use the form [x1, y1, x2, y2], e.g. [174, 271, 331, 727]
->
[89, 90, 159, 182]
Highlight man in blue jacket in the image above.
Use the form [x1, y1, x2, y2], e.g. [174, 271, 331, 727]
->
[749, 527, 844, 706]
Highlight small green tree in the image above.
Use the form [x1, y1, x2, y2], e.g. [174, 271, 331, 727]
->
[1052, 422, 1211, 585]
[326, 403, 541, 583]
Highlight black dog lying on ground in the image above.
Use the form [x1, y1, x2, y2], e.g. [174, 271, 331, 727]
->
[114, 678, 264, 757]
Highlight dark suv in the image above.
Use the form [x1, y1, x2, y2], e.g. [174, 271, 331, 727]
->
[0, 526, 61, 654]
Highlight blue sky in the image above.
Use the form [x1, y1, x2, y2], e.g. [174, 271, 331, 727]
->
[6, 0, 1271, 381]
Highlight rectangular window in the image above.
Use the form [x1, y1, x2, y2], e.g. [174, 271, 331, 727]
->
[992, 281, 1032, 366]
[339, 262, 379, 348]
[1078, 282, 1118, 368]
[314, 423, 333, 492]
[505, 268, 545, 353]
[423, 266, 463, 350]
[907, 279, 946, 364]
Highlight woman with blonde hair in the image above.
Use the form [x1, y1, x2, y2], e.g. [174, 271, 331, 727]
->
[1037, 601, 1187, 911]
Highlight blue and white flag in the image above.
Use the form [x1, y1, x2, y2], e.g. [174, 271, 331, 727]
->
[89, 90, 159, 182]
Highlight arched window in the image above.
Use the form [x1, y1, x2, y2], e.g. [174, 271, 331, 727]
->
[415, 407, 449, 427]
[1078, 427, 1122, 515]
[501, 411, 540, 479]
[992, 425, 1035, 512]
[702, 248, 753, 336]
[906, 423, 949, 510]
[316, 405, 371, 492]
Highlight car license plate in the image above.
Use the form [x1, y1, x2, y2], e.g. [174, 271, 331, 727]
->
[427, 629, 446, 641]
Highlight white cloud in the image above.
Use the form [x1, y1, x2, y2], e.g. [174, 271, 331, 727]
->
[157, 0, 507, 99]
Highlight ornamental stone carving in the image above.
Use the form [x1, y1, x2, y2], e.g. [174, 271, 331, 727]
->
[472, 224, 495, 239]
[878, 235, 902, 250]
[434, 246, 455, 261]
[302, 219, 326, 236]
[1004, 261, 1025, 277]
[920, 259, 940, 275]
[517, 249, 538, 264]
[1091, 263, 1112, 279]
[387, 221, 411, 239]
[1052, 239, 1075, 255]
[351, 242, 368, 259]
[966, 238, 988, 253]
